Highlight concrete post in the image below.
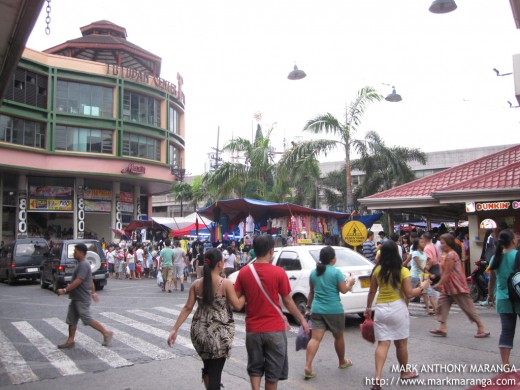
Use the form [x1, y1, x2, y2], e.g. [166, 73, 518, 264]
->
[74, 178, 84, 239]
[112, 182, 121, 242]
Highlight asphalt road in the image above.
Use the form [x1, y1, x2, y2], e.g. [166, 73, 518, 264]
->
[0, 275, 518, 390]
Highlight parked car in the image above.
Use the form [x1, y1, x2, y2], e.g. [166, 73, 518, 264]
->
[0, 238, 49, 285]
[40, 239, 108, 292]
[228, 245, 375, 316]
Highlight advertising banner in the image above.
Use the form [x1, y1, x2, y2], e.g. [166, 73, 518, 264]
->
[84, 200, 112, 212]
[29, 199, 73, 211]
[84, 189, 112, 201]
[120, 191, 134, 203]
[29, 186, 73, 198]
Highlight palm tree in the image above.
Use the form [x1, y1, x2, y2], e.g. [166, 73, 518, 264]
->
[171, 181, 193, 217]
[280, 86, 383, 212]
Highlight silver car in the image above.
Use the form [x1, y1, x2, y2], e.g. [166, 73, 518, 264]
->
[229, 245, 375, 316]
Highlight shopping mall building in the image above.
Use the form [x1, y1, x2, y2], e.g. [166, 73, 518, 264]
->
[0, 20, 184, 242]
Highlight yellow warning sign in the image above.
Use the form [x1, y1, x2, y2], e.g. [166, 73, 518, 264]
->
[342, 221, 368, 247]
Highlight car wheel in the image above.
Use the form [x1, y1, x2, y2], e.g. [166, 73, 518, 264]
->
[40, 273, 49, 289]
[94, 283, 104, 291]
[7, 272, 16, 285]
[52, 275, 61, 293]
[469, 283, 480, 302]
[293, 295, 308, 317]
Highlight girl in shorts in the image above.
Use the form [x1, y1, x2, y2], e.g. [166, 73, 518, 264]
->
[127, 247, 136, 280]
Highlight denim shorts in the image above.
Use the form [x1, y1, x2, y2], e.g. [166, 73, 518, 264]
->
[246, 331, 288, 382]
[66, 300, 93, 326]
[499, 313, 520, 349]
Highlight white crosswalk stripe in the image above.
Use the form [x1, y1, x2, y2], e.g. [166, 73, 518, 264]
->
[128, 309, 245, 347]
[12, 321, 84, 377]
[0, 328, 39, 385]
[43, 317, 132, 368]
[110, 327, 176, 361]
[99, 311, 194, 350]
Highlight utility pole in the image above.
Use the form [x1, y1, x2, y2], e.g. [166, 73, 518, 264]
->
[210, 126, 223, 171]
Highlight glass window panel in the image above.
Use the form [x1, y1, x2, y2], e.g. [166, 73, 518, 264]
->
[12, 118, 22, 144]
[24, 121, 35, 147]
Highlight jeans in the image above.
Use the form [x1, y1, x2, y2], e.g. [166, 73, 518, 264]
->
[499, 313, 520, 349]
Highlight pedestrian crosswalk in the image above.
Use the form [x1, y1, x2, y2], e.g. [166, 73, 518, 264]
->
[407, 301, 489, 317]
[0, 302, 490, 386]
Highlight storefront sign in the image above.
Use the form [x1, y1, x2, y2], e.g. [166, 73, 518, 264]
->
[84, 189, 112, 200]
[29, 186, 73, 198]
[121, 163, 146, 175]
[115, 201, 122, 230]
[106, 64, 185, 104]
[119, 202, 134, 213]
[77, 191, 85, 239]
[84, 200, 112, 212]
[120, 191, 134, 203]
[466, 201, 520, 213]
[29, 199, 73, 211]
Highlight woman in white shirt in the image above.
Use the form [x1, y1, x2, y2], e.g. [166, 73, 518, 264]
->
[223, 247, 236, 278]
[126, 246, 136, 280]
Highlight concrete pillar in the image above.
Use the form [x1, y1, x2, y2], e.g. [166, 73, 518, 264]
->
[0, 174, 3, 241]
[134, 185, 140, 220]
[147, 194, 153, 219]
[16, 175, 27, 239]
[74, 178, 85, 239]
[112, 182, 121, 242]
[426, 217, 432, 231]
[468, 214, 480, 272]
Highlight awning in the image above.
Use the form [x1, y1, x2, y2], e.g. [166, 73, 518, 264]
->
[197, 198, 351, 225]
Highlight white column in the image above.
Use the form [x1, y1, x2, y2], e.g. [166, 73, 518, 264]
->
[134, 185, 140, 220]
[74, 178, 85, 239]
[468, 214, 480, 273]
[16, 175, 27, 239]
[112, 182, 121, 242]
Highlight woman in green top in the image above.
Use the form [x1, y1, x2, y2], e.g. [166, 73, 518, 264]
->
[303, 246, 356, 380]
[488, 229, 519, 371]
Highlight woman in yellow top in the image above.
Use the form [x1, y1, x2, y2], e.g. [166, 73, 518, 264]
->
[365, 241, 430, 390]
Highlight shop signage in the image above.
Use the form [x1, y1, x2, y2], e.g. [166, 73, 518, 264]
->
[29, 199, 73, 211]
[115, 201, 122, 230]
[84, 200, 111, 212]
[77, 191, 85, 239]
[17, 190, 27, 238]
[119, 202, 134, 213]
[120, 191, 134, 203]
[84, 189, 112, 200]
[121, 163, 146, 175]
[341, 221, 368, 248]
[106, 64, 185, 104]
[29, 185, 73, 198]
[466, 201, 520, 213]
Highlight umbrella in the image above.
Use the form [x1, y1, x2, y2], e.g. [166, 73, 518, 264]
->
[111, 228, 130, 239]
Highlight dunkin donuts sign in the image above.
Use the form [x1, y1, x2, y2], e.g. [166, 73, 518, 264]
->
[466, 201, 520, 213]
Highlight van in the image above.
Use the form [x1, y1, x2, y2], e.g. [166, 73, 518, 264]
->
[0, 238, 49, 285]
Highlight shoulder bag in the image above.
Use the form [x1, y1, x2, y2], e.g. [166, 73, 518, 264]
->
[249, 264, 291, 332]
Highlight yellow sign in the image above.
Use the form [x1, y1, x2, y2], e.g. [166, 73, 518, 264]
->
[342, 221, 368, 247]
[298, 239, 313, 245]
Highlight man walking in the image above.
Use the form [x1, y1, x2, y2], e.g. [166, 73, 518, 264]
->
[235, 234, 309, 390]
[159, 239, 174, 293]
[56, 243, 112, 348]
[172, 241, 187, 291]
[362, 231, 377, 264]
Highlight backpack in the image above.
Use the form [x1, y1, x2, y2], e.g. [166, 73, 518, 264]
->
[507, 251, 520, 312]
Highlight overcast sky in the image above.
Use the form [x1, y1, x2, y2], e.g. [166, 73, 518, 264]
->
[27, 0, 520, 174]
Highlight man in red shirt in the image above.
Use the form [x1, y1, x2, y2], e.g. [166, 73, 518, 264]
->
[423, 232, 440, 314]
[235, 234, 309, 390]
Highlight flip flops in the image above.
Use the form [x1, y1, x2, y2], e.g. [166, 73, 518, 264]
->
[304, 371, 316, 380]
[429, 329, 447, 337]
[339, 359, 353, 369]
[400, 370, 419, 380]
[474, 332, 490, 338]
[57, 341, 75, 349]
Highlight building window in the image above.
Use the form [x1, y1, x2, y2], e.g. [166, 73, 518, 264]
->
[123, 133, 160, 161]
[55, 125, 113, 154]
[123, 91, 161, 127]
[169, 106, 180, 134]
[169, 144, 180, 166]
[56, 80, 113, 117]
[5, 68, 48, 109]
[0, 114, 45, 148]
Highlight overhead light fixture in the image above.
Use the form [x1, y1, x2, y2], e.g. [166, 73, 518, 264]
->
[493, 68, 513, 77]
[385, 86, 402, 102]
[429, 0, 457, 14]
[287, 65, 306, 80]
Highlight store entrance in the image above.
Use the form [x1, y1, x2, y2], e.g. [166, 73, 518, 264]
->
[27, 212, 73, 240]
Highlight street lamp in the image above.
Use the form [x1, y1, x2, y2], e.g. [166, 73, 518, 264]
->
[170, 165, 187, 182]
[287, 64, 306, 80]
[429, 0, 457, 14]
[382, 84, 402, 102]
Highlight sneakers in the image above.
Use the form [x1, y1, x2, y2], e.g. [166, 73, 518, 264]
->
[102, 331, 113, 347]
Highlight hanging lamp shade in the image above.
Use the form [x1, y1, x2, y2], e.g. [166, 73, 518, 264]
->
[385, 87, 402, 102]
[287, 65, 306, 80]
[429, 0, 457, 14]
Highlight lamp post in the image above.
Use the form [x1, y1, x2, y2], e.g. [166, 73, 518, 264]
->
[429, 0, 457, 14]
[383, 84, 402, 102]
[287, 64, 306, 80]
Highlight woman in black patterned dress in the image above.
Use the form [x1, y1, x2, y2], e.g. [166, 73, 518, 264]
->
[168, 249, 245, 390]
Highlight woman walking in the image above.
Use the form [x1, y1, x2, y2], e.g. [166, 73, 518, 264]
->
[304, 246, 356, 379]
[126, 246, 136, 280]
[488, 230, 519, 371]
[167, 249, 245, 390]
[365, 241, 430, 390]
[430, 233, 490, 338]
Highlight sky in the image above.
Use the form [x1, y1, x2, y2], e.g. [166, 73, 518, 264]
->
[27, 0, 520, 174]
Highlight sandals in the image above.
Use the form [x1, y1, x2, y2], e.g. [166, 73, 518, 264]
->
[339, 359, 353, 369]
[400, 370, 419, 380]
[304, 371, 316, 380]
[474, 332, 490, 338]
[429, 329, 447, 337]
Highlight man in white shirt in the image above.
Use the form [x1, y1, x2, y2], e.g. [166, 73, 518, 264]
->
[135, 244, 145, 268]
[172, 241, 187, 291]
[106, 244, 115, 278]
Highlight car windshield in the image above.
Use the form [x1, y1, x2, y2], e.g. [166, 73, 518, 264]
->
[309, 248, 371, 267]
[15, 243, 48, 256]
[66, 242, 101, 259]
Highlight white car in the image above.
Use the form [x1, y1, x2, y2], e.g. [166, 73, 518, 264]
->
[228, 245, 375, 316]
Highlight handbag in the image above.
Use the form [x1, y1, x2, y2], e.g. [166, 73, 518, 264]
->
[296, 320, 312, 351]
[360, 317, 375, 343]
[249, 264, 291, 332]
